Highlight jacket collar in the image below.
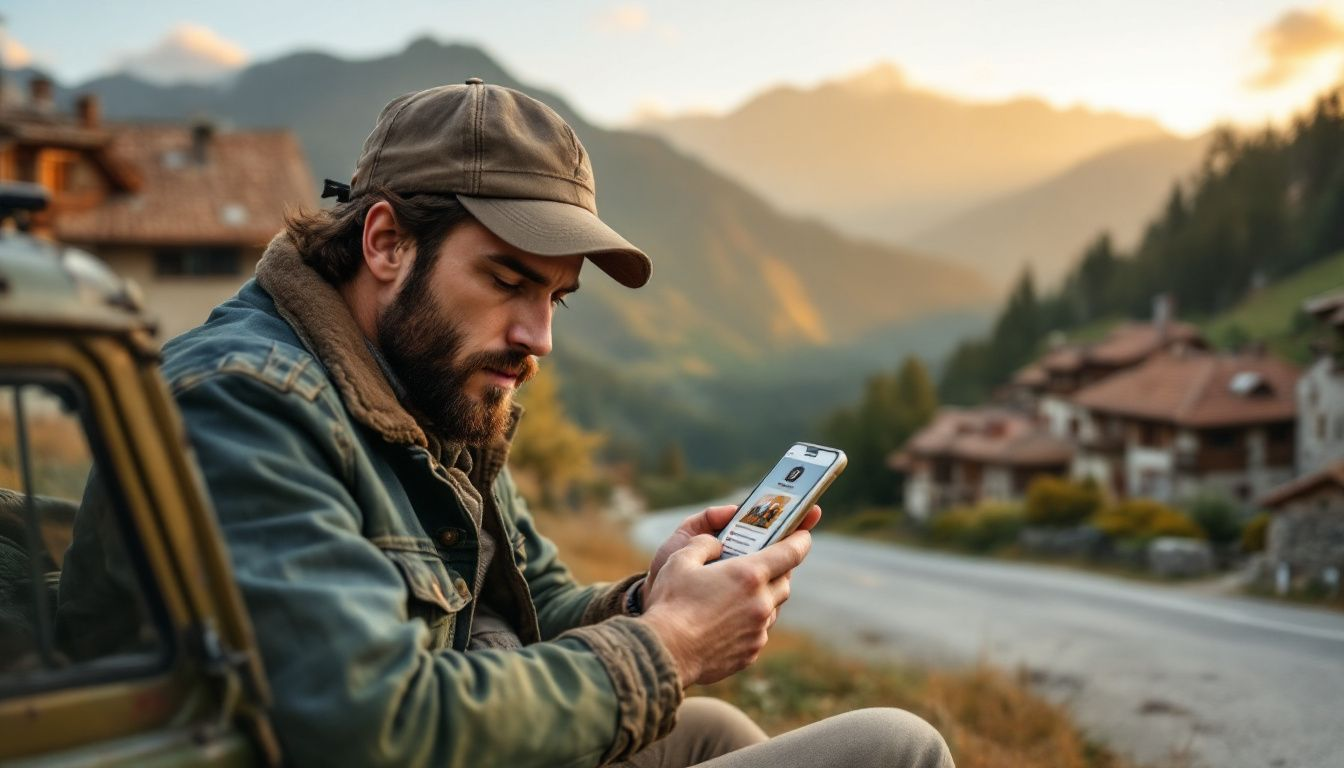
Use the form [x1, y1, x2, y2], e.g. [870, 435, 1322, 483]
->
[254, 233, 521, 477]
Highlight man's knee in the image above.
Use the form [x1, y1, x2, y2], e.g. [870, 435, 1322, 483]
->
[678, 697, 769, 755]
[842, 708, 953, 768]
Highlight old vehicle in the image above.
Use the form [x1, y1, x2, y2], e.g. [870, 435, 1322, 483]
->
[0, 183, 278, 765]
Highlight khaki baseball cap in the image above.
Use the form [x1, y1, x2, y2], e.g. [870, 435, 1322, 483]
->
[345, 79, 651, 288]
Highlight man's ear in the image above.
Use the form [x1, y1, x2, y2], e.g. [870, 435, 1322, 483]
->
[361, 200, 412, 286]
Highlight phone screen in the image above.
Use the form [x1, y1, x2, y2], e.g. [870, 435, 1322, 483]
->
[717, 444, 841, 559]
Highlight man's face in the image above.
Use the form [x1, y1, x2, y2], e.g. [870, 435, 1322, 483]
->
[377, 220, 583, 444]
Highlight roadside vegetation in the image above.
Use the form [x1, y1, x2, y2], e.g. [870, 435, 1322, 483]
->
[533, 505, 1180, 768]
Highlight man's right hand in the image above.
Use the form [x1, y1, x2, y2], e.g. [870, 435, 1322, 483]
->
[638, 526, 813, 686]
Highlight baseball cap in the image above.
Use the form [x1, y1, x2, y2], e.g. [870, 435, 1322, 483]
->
[336, 79, 651, 288]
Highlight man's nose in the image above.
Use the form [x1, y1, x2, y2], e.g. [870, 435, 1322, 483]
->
[506, 304, 553, 357]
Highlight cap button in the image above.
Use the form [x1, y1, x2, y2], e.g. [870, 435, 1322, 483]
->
[465, 77, 484, 85]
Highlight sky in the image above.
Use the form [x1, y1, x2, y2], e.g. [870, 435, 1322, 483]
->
[3, 0, 1344, 136]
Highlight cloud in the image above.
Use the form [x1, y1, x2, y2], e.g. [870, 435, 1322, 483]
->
[1, 36, 32, 69]
[1249, 6, 1344, 89]
[114, 23, 248, 85]
[594, 4, 650, 34]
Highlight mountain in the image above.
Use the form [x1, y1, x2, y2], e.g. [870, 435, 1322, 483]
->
[911, 134, 1213, 287]
[636, 63, 1172, 244]
[28, 40, 994, 466]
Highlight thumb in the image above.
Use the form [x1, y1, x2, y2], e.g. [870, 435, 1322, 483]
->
[674, 534, 725, 567]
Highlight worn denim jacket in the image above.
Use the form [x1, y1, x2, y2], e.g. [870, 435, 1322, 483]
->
[149, 235, 682, 767]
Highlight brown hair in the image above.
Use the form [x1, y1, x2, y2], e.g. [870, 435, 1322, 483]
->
[283, 186, 474, 285]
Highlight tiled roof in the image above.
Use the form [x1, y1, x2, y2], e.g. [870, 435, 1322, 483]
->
[55, 124, 314, 247]
[1072, 350, 1299, 428]
[1087, 322, 1203, 367]
[1260, 459, 1344, 509]
[1011, 363, 1047, 388]
[898, 407, 1073, 467]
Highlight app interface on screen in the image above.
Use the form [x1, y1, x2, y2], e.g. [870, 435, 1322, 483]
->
[719, 448, 834, 559]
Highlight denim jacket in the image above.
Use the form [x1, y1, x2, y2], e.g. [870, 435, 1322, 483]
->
[149, 235, 682, 767]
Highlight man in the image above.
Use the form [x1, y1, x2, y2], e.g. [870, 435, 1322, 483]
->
[141, 81, 953, 766]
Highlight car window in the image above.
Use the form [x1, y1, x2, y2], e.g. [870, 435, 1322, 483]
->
[0, 376, 166, 692]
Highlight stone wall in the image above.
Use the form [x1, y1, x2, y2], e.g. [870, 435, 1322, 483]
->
[1267, 487, 1344, 582]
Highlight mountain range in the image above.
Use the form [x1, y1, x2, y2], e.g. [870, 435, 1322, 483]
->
[637, 63, 1209, 289]
[18, 39, 993, 466]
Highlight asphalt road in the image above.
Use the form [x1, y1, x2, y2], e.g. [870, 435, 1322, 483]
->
[632, 507, 1344, 768]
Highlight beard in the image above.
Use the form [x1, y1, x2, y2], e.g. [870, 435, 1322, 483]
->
[376, 266, 538, 445]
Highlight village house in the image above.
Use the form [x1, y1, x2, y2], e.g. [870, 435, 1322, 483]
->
[1257, 290, 1344, 585]
[0, 76, 314, 339]
[1006, 299, 1207, 439]
[1069, 349, 1298, 505]
[1259, 461, 1344, 586]
[1295, 290, 1344, 475]
[891, 407, 1072, 520]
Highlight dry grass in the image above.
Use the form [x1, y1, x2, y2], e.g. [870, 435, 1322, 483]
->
[535, 509, 1152, 768]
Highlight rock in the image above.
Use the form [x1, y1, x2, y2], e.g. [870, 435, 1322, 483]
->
[1147, 537, 1214, 579]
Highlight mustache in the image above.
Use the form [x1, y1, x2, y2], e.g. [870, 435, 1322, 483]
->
[462, 349, 539, 385]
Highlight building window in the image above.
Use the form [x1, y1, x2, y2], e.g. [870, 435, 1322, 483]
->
[154, 248, 241, 277]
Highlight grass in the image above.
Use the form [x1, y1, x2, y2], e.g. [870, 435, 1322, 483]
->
[1200, 250, 1344, 361]
[533, 507, 1172, 768]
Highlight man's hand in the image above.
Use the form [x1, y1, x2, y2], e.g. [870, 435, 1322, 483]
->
[639, 505, 821, 686]
[643, 504, 821, 605]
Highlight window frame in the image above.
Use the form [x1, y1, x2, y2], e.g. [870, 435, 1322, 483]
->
[0, 369, 175, 699]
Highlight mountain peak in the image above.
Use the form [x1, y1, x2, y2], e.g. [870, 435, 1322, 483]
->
[834, 62, 908, 94]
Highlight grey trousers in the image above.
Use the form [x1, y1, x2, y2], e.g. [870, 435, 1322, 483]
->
[618, 697, 954, 768]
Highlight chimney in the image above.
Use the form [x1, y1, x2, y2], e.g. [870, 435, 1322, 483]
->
[75, 94, 100, 127]
[1152, 293, 1173, 340]
[191, 121, 214, 165]
[29, 76, 54, 113]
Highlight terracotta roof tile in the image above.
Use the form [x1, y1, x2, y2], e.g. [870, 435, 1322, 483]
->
[1087, 322, 1203, 367]
[54, 123, 315, 247]
[900, 407, 1073, 467]
[1072, 351, 1298, 428]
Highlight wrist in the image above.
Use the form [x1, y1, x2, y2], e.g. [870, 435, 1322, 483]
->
[639, 607, 697, 686]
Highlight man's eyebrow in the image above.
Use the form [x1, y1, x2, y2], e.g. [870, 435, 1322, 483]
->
[488, 254, 580, 294]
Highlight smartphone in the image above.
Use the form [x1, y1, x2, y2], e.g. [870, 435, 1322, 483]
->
[715, 442, 847, 560]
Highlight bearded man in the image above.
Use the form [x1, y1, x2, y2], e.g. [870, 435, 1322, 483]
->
[87, 81, 953, 767]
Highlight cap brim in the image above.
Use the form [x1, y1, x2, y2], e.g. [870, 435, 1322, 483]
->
[458, 196, 651, 288]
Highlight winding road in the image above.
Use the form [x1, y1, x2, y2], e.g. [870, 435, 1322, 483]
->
[633, 507, 1344, 768]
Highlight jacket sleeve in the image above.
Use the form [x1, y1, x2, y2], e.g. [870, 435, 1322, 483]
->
[173, 370, 678, 768]
[495, 469, 646, 637]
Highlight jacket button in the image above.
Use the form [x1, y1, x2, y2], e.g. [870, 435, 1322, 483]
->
[437, 528, 462, 547]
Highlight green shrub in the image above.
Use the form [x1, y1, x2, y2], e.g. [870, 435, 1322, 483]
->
[1241, 512, 1270, 553]
[1023, 476, 1103, 527]
[1092, 499, 1205, 542]
[1183, 492, 1244, 546]
[930, 503, 1025, 552]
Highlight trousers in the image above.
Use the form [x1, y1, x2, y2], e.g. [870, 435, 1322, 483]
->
[616, 697, 954, 768]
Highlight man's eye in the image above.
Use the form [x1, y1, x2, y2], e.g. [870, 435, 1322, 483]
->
[552, 295, 570, 309]
[493, 276, 521, 293]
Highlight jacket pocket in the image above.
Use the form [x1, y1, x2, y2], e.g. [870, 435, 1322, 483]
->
[379, 547, 471, 649]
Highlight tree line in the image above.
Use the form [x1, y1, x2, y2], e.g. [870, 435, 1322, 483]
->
[939, 86, 1344, 404]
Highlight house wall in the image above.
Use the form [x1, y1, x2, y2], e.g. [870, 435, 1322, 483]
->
[1126, 445, 1174, 501]
[95, 246, 265, 341]
[1040, 395, 1078, 439]
[1298, 358, 1344, 476]
[904, 465, 933, 521]
[1267, 487, 1344, 581]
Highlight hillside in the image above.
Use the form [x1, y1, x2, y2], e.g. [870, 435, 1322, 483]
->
[912, 134, 1212, 287]
[638, 62, 1171, 243]
[1202, 250, 1344, 362]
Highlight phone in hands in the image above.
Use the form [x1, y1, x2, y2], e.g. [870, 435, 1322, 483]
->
[715, 442, 846, 560]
